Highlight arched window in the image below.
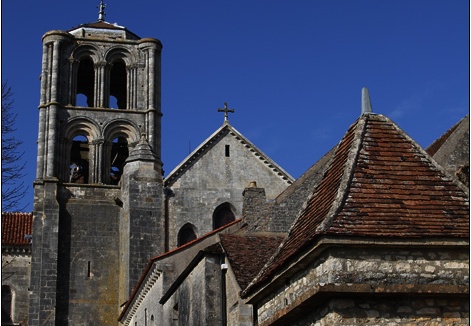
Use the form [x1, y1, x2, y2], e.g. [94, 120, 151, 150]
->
[109, 59, 126, 109]
[177, 223, 197, 247]
[70, 135, 89, 183]
[109, 136, 128, 185]
[1, 285, 13, 324]
[76, 58, 94, 107]
[212, 203, 235, 230]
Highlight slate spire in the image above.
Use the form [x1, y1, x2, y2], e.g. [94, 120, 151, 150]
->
[361, 87, 373, 114]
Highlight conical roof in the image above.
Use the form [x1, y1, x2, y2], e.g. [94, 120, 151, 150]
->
[244, 112, 469, 296]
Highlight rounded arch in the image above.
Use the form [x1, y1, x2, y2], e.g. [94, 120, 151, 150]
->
[62, 118, 101, 183]
[177, 223, 198, 247]
[71, 45, 100, 107]
[102, 119, 140, 144]
[62, 117, 101, 141]
[71, 44, 101, 63]
[105, 46, 134, 66]
[105, 47, 133, 110]
[102, 119, 140, 184]
[212, 202, 236, 230]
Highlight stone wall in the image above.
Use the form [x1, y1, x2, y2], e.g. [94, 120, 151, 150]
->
[2, 252, 30, 325]
[295, 297, 469, 326]
[257, 245, 469, 325]
[167, 130, 289, 249]
[57, 185, 121, 325]
[174, 254, 222, 325]
[226, 268, 253, 326]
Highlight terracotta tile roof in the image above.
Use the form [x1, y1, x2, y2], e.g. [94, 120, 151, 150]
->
[220, 234, 284, 290]
[244, 113, 469, 296]
[69, 21, 126, 31]
[2, 212, 33, 246]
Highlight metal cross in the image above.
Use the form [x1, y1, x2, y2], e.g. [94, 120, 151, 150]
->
[217, 102, 235, 122]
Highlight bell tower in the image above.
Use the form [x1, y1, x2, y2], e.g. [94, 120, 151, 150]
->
[29, 4, 164, 324]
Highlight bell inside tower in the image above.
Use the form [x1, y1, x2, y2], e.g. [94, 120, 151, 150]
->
[109, 136, 128, 184]
[70, 135, 89, 183]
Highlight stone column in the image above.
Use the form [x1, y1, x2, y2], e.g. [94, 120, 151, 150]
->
[45, 40, 61, 177]
[95, 61, 107, 108]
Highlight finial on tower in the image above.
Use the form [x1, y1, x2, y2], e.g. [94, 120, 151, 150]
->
[98, 1, 106, 22]
[361, 87, 373, 114]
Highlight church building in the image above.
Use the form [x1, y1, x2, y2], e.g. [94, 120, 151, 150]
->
[1, 3, 469, 326]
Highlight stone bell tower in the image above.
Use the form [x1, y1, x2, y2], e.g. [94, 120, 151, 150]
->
[29, 3, 164, 324]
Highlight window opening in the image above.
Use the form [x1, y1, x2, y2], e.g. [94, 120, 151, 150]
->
[1, 285, 13, 324]
[76, 58, 94, 107]
[213, 203, 235, 230]
[109, 59, 127, 109]
[87, 261, 91, 278]
[76, 94, 89, 107]
[70, 135, 89, 183]
[109, 137, 128, 184]
[177, 224, 197, 247]
[225, 144, 230, 157]
[172, 303, 179, 324]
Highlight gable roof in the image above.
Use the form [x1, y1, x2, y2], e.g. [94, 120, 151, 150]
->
[2, 212, 33, 247]
[164, 122, 294, 187]
[68, 20, 142, 40]
[426, 114, 469, 182]
[118, 219, 242, 322]
[243, 113, 469, 297]
[219, 234, 284, 290]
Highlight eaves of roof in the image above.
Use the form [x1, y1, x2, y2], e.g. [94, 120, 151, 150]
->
[2, 212, 33, 247]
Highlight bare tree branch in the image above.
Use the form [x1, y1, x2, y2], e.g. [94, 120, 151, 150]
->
[2, 82, 27, 211]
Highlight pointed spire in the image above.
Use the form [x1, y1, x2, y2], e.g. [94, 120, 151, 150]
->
[361, 87, 373, 114]
[98, 1, 106, 22]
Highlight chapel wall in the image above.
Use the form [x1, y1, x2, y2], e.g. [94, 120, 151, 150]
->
[2, 253, 31, 325]
[256, 246, 469, 325]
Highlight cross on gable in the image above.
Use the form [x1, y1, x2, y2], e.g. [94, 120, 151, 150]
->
[217, 102, 235, 122]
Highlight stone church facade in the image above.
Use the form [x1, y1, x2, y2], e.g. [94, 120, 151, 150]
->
[1, 9, 469, 326]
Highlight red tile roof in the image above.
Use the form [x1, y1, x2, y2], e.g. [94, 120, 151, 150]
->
[244, 113, 469, 296]
[220, 234, 284, 290]
[2, 212, 33, 246]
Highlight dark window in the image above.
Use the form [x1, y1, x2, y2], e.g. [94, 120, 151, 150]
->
[213, 203, 235, 230]
[225, 144, 230, 157]
[1, 285, 13, 324]
[109, 59, 127, 109]
[76, 58, 94, 107]
[177, 224, 197, 247]
[70, 135, 89, 183]
[109, 137, 129, 185]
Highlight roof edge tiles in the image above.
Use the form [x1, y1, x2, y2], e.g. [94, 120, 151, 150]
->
[2, 212, 33, 247]
[242, 113, 469, 299]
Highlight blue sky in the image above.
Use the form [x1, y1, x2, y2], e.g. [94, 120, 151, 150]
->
[2, 0, 469, 211]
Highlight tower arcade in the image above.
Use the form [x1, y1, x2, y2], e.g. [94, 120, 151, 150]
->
[29, 15, 164, 325]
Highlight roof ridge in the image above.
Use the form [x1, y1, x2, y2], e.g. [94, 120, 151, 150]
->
[242, 115, 367, 295]
[316, 114, 368, 232]
[164, 123, 293, 186]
